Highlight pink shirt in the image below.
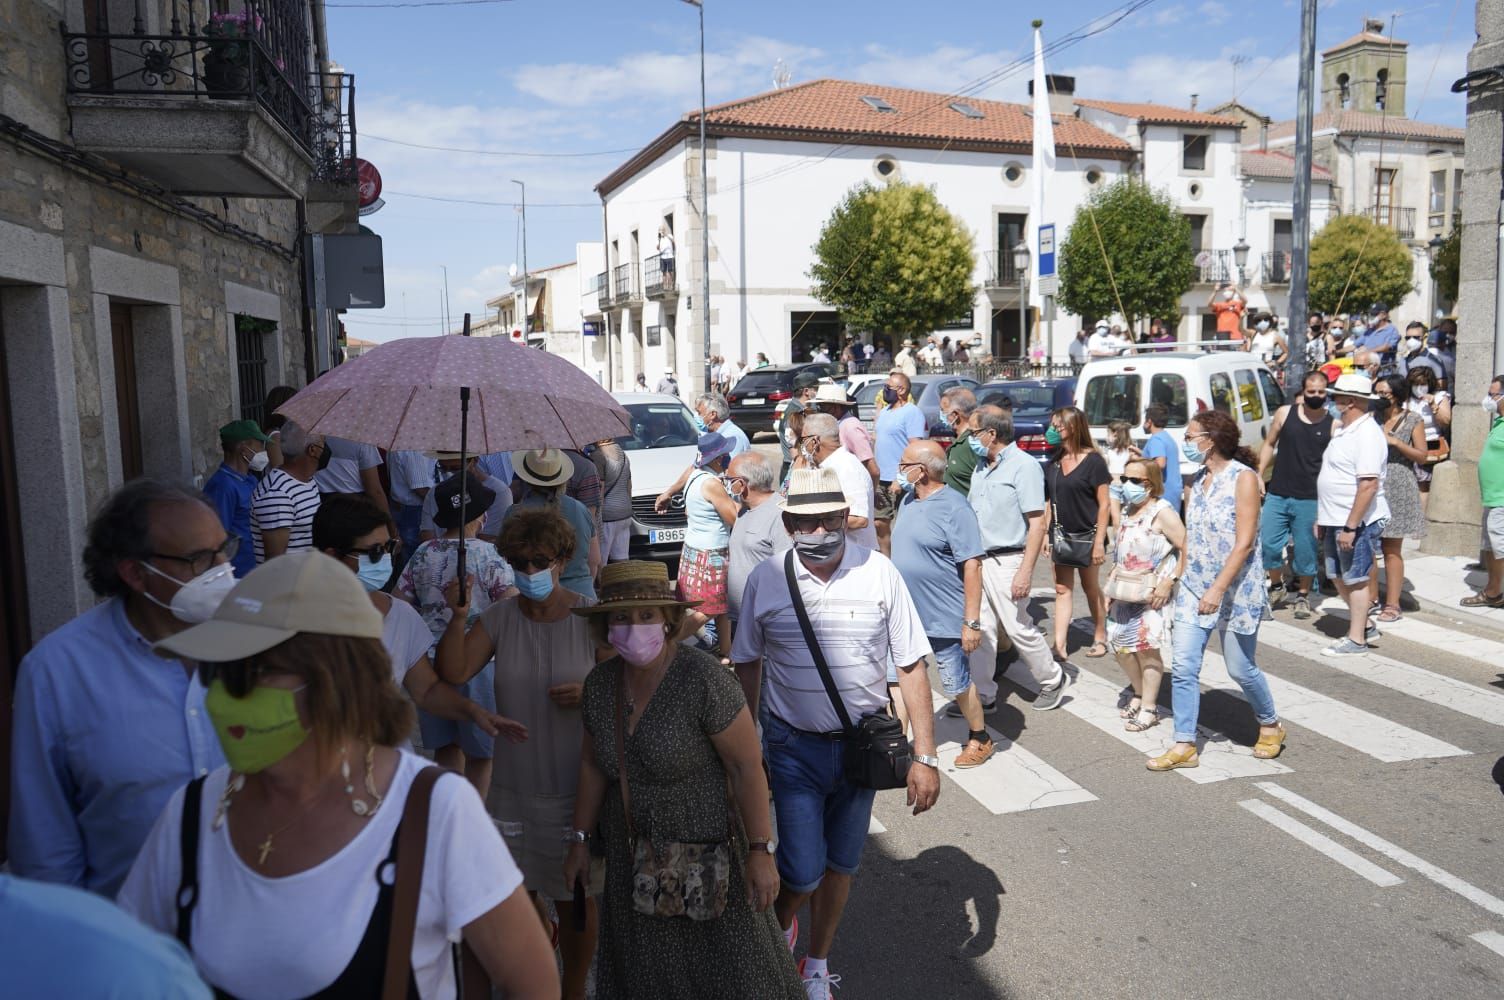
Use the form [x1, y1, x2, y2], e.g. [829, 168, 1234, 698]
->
[838, 415, 874, 464]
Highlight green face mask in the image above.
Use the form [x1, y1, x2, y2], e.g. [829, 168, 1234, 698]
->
[204, 679, 309, 774]
[1044, 426, 1063, 447]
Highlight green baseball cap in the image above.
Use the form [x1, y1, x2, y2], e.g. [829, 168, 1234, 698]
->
[219, 419, 272, 445]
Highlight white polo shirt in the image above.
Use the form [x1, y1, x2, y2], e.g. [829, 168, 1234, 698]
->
[1316, 412, 1390, 527]
[730, 544, 930, 733]
[818, 446, 877, 550]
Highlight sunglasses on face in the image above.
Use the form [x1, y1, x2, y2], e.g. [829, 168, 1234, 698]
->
[787, 514, 845, 533]
[341, 538, 396, 562]
[1117, 475, 1148, 486]
[508, 552, 559, 573]
[149, 536, 240, 577]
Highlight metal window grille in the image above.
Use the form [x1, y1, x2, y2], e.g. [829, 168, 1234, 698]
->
[235, 316, 270, 424]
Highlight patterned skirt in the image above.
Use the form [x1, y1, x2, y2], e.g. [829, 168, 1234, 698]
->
[677, 544, 729, 616]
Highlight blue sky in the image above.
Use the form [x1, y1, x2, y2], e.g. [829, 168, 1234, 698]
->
[329, 0, 1471, 344]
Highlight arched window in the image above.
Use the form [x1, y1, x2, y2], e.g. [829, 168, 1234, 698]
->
[1337, 73, 1351, 109]
[1375, 68, 1388, 111]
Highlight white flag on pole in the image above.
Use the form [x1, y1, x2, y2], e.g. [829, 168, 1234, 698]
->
[1031, 23, 1054, 309]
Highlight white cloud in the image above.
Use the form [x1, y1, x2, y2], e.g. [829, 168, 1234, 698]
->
[512, 35, 824, 109]
[1151, 5, 1187, 27]
[1067, 50, 1301, 118]
[1404, 39, 1470, 124]
[849, 43, 1023, 96]
[1196, 1, 1230, 24]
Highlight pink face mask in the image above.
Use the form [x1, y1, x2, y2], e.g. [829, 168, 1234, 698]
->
[608, 623, 666, 667]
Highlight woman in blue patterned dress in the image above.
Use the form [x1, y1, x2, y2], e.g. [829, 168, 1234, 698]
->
[1148, 410, 1286, 771]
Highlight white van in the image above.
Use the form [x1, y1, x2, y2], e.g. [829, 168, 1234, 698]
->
[1072, 351, 1284, 478]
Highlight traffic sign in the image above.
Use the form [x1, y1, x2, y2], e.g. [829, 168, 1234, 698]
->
[354, 158, 382, 208]
[1038, 223, 1056, 279]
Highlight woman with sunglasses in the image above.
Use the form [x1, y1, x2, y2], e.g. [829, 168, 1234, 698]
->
[395, 473, 517, 797]
[313, 494, 525, 754]
[1374, 375, 1429, 622]
[435, 508, 602, 1000]
[1045, 407, 1111, 659]
[1106, 460, 1186, 732]
[1148, 410, 1284, 770]
[118, 552, 559, 998]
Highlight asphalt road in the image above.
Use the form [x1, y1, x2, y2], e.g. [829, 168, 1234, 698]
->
[749, 443, 1504, 999]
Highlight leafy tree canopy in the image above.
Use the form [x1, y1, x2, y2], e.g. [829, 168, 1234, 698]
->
[1308, 214, 1415, 315]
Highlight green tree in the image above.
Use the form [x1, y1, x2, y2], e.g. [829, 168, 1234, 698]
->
[1307, 214, 1415, 315]
[1429, 221, 1460, 305]
[808, 182, 976, 338]
[1057, 178, 1198, 330]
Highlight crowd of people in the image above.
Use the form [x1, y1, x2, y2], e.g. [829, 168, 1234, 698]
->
[7, 323, 1502, 998]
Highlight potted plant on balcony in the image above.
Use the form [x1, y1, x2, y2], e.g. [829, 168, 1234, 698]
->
[201, 7, 260, 97]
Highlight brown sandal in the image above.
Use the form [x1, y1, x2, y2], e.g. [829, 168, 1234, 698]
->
[1085, 641, 1109, 658]
[1376, 605, 1403, 623]
[1460, 591, 1504, 609]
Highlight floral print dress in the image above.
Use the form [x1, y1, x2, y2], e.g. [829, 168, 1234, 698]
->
[1106, 498, 1174, 652]
[1173, 461, 1270, 635]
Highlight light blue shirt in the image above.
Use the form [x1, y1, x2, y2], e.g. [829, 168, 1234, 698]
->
[718, 419, 751, 457]
[968, 443, 1046, 551]
[476, 451, 515, 485]
[201, 463, 257, 577]
[9, 599, 222, 897]
[684, 469, 732, 551]
[0, 874, 210, 998]
[875, 402, 927, 480]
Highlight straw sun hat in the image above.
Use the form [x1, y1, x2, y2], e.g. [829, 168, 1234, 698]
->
[571, 560, 701, 617]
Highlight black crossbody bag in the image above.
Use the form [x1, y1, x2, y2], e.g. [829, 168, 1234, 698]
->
[783, 551, 911, 790]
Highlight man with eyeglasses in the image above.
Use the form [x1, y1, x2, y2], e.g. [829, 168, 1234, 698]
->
[1257, 370, 1334, 619]
[725, 451, 790, 626]
[10, 479, 230, 895]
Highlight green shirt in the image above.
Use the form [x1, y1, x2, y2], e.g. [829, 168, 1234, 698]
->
[945, 430, 979, 495]
[1481, 417, 1504, 508]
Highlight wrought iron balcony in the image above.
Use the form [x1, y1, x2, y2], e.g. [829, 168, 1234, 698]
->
[644, 253, 678, 298]
[981, 250, 1025, 290]
[1262, 250, 1291, 285]
[1193, 248, 1235, 285]
[596, 271, 611, 310]
[62, 1, 353, 198]
[613, 262, 640, 305]
[1359, 205, 1417, 240]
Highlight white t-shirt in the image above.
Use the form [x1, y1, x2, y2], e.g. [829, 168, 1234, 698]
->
[1405, 391, 1450, 443]
[730, 544, 930, 733]
[117, 753, 521, 1000]
[1087, 330, 1117, 357]
[819, 447, 877, 550]
[382, 599, 429, 752]
[1104, 447, 1133, 477]
[249, 468, 321, 563]
[314, 437, 383, 495]
[1316, 413, 1390, 527]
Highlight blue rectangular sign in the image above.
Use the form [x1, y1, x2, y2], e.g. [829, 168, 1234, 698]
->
[583, 320, 599, 337]
[1038, 223, 1056, 279]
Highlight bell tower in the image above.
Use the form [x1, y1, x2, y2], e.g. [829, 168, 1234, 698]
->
[1320, 18, 1408, 114]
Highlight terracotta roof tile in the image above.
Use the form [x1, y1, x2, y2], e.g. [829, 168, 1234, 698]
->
[1240, 150, 1332, 181]
[687, 79, 1131, 154]
[1263, 110, 1463, 144]
[1074, 99, 1242, 127]
[1322, 31, 1406, 56]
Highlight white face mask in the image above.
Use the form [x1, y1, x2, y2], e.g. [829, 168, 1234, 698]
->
[1403, 337, 1422, 354]
[141, 561, 237, 624]
[1256, 320, 1270, 331]
[246, 448, 270, 473]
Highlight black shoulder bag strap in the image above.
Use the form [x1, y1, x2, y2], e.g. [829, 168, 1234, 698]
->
[783, 550, 855, 736]
[174, 775, 208, 948]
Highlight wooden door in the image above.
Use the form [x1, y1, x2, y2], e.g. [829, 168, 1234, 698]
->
[0, 306, 29, 864]
[111, 302, 144, 481]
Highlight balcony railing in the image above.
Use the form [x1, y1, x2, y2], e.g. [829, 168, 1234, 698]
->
[309, 71, 356, 184]
[63, 0, 319, 153]
[596, 271, 610, 310]
[1359, 205, 1417, 239]
[1194, 248, 1234, 285]
[1262, 250, 1291, 285]
[644, 253, 677, 298]
[613, 262, 639, 304]
[981, 250, 1025, 289]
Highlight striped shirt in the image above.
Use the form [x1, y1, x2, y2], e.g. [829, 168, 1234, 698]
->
[731, 544, 930, 733]
[249, 468, 322, 563]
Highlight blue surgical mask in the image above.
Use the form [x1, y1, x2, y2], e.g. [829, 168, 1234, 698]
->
[896, 470, 916, 493]
[515, 568, 555, 600]
[966, 433, 990, 458]
[1182, 436, 1208, 465]
[691, 411, 709, 433]
[1121, 482, 1149, 507]
[356, 552, 392, 592]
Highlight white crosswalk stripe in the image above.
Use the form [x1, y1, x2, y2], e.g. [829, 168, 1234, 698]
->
[1311, 597, 1504, 666]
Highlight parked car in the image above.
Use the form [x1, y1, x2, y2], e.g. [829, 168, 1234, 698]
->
[851, 375, 980, 444]
[976, 377, 1078, 463]
[726, 363, 837, 436]
[1072, 351, 1281, 479]
[609, 392, 700, 567]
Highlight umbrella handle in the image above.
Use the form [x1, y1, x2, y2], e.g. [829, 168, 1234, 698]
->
[457, 383, 470, 591]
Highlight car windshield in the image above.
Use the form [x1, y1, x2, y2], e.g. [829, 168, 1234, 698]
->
[616, 403, 697, 451]
[980, 384, 1056, 417]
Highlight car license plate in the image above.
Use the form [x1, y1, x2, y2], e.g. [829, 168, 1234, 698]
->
[741, 397, 764, 406]
[649, 528, 685, 545]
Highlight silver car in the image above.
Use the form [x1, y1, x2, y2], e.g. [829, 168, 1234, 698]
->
[610, 392, 701, 566]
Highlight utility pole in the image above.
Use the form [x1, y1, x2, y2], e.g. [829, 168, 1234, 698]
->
[682, 0, 710, 391]
[513, 179, 528, 341]
[440, 265, 452, 335]
[1284, 0, 1317, 399]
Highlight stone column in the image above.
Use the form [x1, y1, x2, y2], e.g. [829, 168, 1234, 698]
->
[1423, 0, 1504, 556]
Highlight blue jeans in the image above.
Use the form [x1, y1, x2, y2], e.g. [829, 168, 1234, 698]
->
[1170, 622, 1278, 744]
[1321, 520, 1386, 586]
[762, 713, 877, 894]
[1261, 494, 1319, 579]
[394, 501, 424, 559]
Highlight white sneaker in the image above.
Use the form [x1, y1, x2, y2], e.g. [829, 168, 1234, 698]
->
[801, 969, 841, 999]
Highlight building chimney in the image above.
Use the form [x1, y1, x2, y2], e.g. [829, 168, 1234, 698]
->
[1190, 93, 1199, 111]
[1028, 74, 1077, 118]
[1259, 118, 1268, 151]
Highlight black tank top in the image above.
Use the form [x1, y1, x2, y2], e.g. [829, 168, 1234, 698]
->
[174, 776, 423, 1000]
[1268, 406, 1333, 500]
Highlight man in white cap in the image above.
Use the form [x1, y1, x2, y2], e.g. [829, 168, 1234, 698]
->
[504, 447, 600, 599]
[1317, 372, 1390, 656]
[655, 365, 680, 397]
[731, 466, 938, 995]
[1087, 321, 1118, 359]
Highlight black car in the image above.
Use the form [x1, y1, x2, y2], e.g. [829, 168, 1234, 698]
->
[976, 377, 1078, 463]
[725, 363, 838, 436]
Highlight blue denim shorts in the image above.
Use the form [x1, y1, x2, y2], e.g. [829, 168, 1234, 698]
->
[417, 659, 496, 758]
[931, 637, 970, 696]
[1321, 520, 1387, 586]
[762, 712, 878, 894]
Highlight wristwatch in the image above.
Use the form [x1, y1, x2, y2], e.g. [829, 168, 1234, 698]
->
[912, 753, 940, 769]
[747, 840, 773, 854]
[962, 619, 983, 631]
[567, 829, 591, 844]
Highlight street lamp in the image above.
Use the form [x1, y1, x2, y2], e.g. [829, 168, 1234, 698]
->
[512, 179, 528, 340]
[1232, 237, 1250, 286]
[1013, 239, 1030, 358]
[681, 0, 710, 390]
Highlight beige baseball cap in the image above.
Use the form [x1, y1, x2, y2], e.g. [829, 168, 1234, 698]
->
[154, 551, 383, 663]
